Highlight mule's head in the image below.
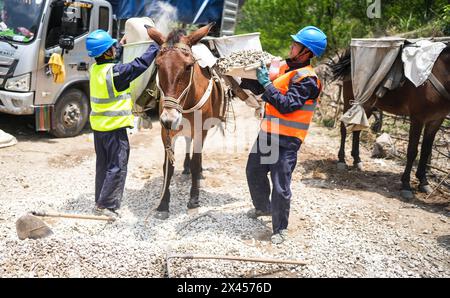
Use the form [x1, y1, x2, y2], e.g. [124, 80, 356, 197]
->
[147, 23, 214, 130]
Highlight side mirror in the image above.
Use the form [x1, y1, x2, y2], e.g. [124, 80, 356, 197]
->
[59, 35, 74, 51]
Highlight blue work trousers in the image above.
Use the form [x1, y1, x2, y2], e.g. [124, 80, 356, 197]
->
[94, 128, 130, 210]
[246, 136, 299, 234]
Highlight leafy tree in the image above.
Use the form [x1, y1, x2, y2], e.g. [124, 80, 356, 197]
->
[236, 0, 449, 58]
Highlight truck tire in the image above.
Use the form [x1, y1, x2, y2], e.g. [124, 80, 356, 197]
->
[51, 88, 89, 138]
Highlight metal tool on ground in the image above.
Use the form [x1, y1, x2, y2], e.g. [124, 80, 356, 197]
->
[16, 214, 53, 240]
[31, 211, 115, 222]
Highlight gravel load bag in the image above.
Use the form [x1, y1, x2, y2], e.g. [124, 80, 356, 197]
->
[341, 37, 405, 131]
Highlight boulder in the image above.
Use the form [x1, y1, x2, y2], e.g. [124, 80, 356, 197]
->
[372, 133, 396, 158]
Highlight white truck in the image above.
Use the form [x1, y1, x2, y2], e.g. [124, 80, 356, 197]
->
[0, 0, 241, 137]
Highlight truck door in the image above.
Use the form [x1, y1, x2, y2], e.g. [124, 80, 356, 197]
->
[36, 1, 93, 106]
[36, 0, 94, 137]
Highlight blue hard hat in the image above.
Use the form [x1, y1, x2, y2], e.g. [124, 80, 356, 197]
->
[291, 26, 327, 57]
[86, 30, 117, 58]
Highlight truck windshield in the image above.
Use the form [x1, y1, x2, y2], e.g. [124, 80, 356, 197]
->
[0, 0, 45, 43]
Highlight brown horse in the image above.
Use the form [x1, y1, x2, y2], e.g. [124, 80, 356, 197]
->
[331, 45, 450, 199]
[147, 24, 224, 219]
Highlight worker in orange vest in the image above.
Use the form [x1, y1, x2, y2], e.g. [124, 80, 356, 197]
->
[246, 26, 327, 245]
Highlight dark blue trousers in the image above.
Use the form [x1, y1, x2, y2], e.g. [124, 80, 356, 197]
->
[246, 136, 299, 234]
[94, 128, 130, 210]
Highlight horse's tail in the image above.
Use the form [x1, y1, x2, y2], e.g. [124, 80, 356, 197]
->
[326, 48, 351, 83]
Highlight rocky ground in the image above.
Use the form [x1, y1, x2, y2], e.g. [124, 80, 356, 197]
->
[0, 101, 448, 277]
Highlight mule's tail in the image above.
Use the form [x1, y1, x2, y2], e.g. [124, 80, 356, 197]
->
[327, 48, 351, 83]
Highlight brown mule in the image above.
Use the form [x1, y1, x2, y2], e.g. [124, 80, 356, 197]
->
[147, 24, 224, 219]
[331, 46, 450, 200]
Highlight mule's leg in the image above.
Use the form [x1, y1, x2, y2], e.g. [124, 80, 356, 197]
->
[401, 119, 423, 200]
[337, 121, 347, 170]
[182, 137, 205, 179]
[187, 152, 202, 209]
[416, 119, 443, 194]
[155, 134, 175, 220]
[351, 110, 373, 170]
[351, 130, 362, 170]
[183, 136, 191, 175]
[199, 154, 205, 180]
[187, 132, 206, 209]
[371, 109, 383, 133]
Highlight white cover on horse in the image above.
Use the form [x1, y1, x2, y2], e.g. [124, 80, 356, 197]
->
[341, 37, 448, 131]
[192, 43, 217, 68]
[402, 40, 446, 87]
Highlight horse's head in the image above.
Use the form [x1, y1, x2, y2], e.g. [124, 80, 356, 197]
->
[147, 23, 214, 130]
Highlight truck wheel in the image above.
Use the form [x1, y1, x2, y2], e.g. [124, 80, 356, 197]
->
[51, 89, 89, 138]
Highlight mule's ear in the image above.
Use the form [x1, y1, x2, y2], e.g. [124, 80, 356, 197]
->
[187, 22, 215, 46]
[146, 26, 166, 45]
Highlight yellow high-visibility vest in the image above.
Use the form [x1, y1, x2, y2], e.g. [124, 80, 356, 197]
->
[89, 63, 133, 132]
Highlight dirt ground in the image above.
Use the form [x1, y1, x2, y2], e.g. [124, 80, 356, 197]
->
[0, 101, 448, 277]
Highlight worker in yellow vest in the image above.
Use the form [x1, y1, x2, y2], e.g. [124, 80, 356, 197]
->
[85, 29, 159, 218]
[246, 26, 327, 244]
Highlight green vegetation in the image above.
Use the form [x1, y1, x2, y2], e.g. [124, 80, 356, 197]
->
[236, 0, 450, 57]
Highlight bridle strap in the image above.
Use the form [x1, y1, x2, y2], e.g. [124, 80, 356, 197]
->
[160, 42, 192, 53]
[156, 43, 214, 114]
[156, 65, 194, 113]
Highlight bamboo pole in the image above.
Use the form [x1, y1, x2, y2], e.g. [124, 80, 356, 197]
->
[166, 253, 310, 277]
[425, 172, 449, 200]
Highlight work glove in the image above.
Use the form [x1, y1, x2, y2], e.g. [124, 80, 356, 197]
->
[256, 60, 271, 88]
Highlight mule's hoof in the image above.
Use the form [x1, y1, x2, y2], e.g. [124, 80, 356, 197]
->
[419, 184, 433, 194]
[182, 169, 191, 175]
[400, 190, 414, 200]
[337, 162, 347, 171]
[154, 211, 169, 220]
[187, 201, 200, 209]
[355, 162, 364, 171]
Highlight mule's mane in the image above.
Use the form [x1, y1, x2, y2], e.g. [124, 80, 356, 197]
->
[166, 29, 187, 46]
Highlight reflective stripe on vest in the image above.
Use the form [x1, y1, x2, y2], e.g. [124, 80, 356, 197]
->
[261, 65, 321, 141]
[89, 63, 133, 132]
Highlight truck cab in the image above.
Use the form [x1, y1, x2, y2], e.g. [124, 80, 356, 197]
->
[0, 0, 241, 138]
[0, 0, 113, 137]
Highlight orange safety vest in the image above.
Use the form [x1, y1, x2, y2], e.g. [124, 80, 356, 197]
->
[261, 65, 321, 142]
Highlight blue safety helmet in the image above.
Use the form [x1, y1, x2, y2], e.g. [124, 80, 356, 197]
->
[86, 29, 117, 58]
[291, 26, 327, 57]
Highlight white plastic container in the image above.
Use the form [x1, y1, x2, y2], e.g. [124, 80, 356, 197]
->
[213, 32, 272, 79]
[213, 32, 262, 57]
[122, 17, 157, 104]
[122, 41, 156, 104]
[221, 60, 271, 80]
[124, 17, 155, 43]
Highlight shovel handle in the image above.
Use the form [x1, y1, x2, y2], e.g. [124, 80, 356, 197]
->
[31, 211, 114, 222]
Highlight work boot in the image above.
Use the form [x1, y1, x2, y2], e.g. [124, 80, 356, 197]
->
[247, 208, 271, 219]
[93, 206, 120, 221]
[271, 229, 288, 245]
